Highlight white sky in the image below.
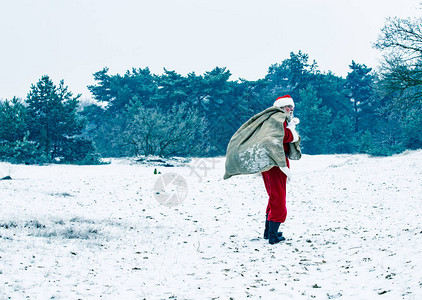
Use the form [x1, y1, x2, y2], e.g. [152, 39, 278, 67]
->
[0, 0, 421, 100]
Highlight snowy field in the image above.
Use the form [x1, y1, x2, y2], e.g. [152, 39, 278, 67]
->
[0, 151, 421, 299]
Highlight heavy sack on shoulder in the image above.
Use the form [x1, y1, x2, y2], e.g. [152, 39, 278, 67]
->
[223, 106, 301, 180]
[288, 139, 302, 160]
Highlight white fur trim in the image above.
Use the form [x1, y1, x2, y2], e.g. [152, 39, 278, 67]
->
[280, 166, 292, 181]
[289, 128, 299, 143]
[274, 97, 295, 108]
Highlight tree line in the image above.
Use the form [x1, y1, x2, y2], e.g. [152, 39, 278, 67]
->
[1, 17, 421, 164]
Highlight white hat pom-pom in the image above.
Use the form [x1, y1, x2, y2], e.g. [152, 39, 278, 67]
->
[291, 117, 300, 125]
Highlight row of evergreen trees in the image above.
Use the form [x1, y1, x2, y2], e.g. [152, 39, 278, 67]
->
[81, 54, 420, 158]
[1, 17, 421, 164]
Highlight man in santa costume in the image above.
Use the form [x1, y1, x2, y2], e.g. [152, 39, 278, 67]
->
[262, 95, 299, 244]
[224, 94, 301, 245]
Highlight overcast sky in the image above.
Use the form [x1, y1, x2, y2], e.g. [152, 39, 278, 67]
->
[1, 0, 421, 100]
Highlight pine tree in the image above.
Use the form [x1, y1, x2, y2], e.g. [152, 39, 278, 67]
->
[345, 61, 376, 133]
[26, 75, 90, 161]
[0, 97, 27, 142]
[265, 51, 318, 98]
[0, 98, 43, 163]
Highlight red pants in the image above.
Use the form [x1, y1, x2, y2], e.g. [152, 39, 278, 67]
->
[262, 163, 289, 223]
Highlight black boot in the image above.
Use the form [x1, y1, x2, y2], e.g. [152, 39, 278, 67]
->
[268, 221, 286, 244]
[264, 214, 283, 239]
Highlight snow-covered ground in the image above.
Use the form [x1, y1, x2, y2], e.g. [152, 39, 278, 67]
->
[0, 151, 421, 299]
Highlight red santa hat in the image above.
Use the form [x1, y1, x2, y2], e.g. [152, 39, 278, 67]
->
[273, 95, 295, 108]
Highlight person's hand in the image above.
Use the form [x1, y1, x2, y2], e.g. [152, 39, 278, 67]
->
[287, 117, 300, 143]
[287, 117, 300, 130]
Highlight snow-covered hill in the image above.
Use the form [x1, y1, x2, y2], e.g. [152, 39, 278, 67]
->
[0, 151, 421, 299]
